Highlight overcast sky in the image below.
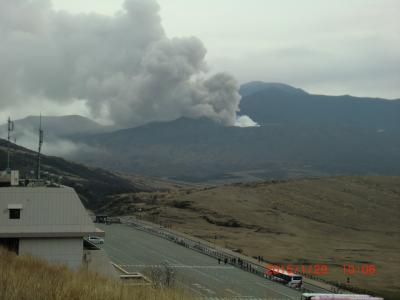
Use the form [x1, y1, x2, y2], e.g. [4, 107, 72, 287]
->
[0, 0, 399, 125]
[52, 0, 399, 99]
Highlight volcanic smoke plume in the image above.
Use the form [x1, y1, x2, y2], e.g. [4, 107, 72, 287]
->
[0, 0, 255, 127]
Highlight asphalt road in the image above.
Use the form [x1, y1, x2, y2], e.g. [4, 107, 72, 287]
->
[98, 223, 302, 300]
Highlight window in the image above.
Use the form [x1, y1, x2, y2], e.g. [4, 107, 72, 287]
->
[9, 209, 21, 219]
[8, 204, 23, 219]
[293, 276, 302, 281]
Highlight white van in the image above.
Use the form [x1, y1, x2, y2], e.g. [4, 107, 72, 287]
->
[88, 236, 104, 244]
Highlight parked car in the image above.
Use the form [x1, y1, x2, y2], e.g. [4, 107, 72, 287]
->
[88, 236, 104, 244]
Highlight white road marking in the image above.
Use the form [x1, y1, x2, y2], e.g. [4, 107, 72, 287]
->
[175, 280, 205, 296]
[225, 288, 243, 296]
[254, 281, 297, 299]
[192, 283, 216, 295]
[201, 298, 268, 300]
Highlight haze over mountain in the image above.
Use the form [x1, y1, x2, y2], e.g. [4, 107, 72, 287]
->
[0, 115, 115, 157]
[0, 138, 139, 209]
[0, 115, 107, 138]
[64, 82, 400, 182]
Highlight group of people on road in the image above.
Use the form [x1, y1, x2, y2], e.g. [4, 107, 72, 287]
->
[217, 257, 229, 265]
[217, 256, 250, 268]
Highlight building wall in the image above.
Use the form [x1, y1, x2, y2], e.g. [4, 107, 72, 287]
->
[19, 238, 83, 269]
[0, 187, 98, 236]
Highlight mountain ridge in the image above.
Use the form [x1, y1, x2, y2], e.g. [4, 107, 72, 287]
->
[239, 85, 400, 129]
[239, 81, 308, 97]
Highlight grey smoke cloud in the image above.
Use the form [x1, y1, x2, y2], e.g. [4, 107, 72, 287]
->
[0, 0, 249, 127]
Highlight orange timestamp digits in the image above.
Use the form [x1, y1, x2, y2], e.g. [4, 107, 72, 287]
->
[266, 264, 329, 276]
[265, 263, 377, 277]
[343, 264, 376, 276]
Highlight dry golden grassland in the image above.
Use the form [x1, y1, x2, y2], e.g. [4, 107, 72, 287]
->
[0, 248, 192, 300]
[106, 176, 400, 299]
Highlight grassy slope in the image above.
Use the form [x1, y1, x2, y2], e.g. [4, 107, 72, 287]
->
[0, 248, 191, 300]
[103, 176, 400, 299]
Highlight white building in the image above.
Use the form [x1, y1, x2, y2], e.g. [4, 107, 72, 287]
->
[0, 185, 104, 269]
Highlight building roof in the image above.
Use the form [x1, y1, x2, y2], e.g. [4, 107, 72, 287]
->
[0, 186, 104, 238]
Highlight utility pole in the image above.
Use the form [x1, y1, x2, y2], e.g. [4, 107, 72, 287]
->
[37, 115, 44, 180]
[6, 117, 14, 173]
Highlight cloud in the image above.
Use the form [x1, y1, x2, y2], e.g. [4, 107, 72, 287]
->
[188, 0, 400, 99]
[0, 0, 251, 127]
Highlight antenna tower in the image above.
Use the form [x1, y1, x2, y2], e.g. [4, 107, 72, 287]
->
[37, 115, 44, 180]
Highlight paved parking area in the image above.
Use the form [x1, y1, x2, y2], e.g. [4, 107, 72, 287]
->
[98, 223, 301, 299]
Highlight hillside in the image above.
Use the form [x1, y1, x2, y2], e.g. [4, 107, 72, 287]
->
[71, 118, 400, 182]
[239, 81, 308, 97]
[0, 138, 140, 210]
[66, 83, 400, 182]
[239, 85, 400, 129]
[0, 247, 191, 300]
[101, 176, 400, 299]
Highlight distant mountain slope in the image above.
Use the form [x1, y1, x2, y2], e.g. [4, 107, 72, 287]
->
[239, 81, 307, 97]
[239, 85, 400, 130]
[0, 138, 140, 209]
[72, 115, 400, 182]
[70, 83, 400, 181]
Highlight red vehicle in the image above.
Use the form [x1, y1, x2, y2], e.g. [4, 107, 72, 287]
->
[266, 267, 302, 288]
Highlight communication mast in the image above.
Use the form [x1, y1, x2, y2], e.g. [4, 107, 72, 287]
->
[37, 115, 44, 180]
[6, 117, 14, 173]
